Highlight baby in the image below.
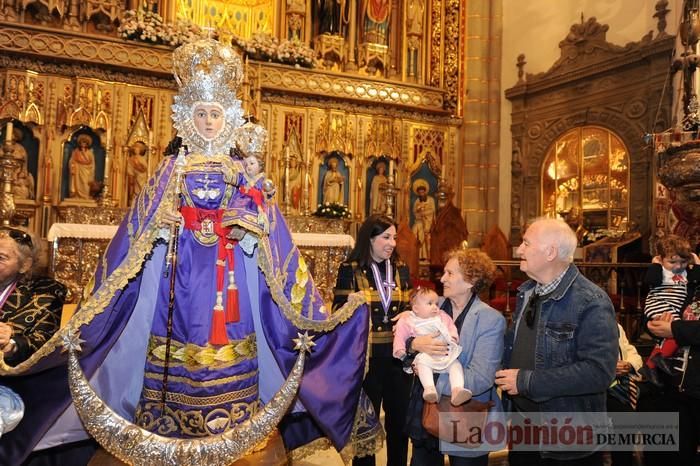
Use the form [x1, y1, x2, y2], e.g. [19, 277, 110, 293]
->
[224, 152, 274, 243]
[393, 288, 472, 405]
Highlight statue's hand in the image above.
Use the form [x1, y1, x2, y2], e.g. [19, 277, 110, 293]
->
[228, 226, 246, 241]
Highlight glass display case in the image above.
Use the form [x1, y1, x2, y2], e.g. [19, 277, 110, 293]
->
[542, 126, 629, 236]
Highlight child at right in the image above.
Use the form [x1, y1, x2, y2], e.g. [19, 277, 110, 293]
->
[640, 235, 700, 385]
[393, 287, 471, 406]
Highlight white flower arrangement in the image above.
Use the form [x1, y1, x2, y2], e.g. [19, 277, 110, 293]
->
[232, 33, 317, 69]
[313, 202, 351, 219]
[118, 9, 203, 47]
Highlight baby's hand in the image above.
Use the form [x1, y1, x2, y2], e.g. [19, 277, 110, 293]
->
[391, 311, 410, 322]
[228, 226, 246, 241]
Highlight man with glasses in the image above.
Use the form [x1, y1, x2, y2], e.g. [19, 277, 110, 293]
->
[495, 218, 617, 466]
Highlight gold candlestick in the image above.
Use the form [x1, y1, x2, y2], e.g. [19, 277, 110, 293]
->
[381, 174, 399, 219]
[0, 138, 19, 225]
[283, 147, 291, 216]
[302, 153, 312, 216]
[99, 142, 114, 207]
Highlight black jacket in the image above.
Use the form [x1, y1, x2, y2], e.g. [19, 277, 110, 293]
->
[672, 320, 700, 398]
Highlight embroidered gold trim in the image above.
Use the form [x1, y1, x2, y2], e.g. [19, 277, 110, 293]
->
[146, 334, 257, 370]
[135, 399, 259, 437]
[288, 437, 333, 463]
[369, 332, 394, 344]
[143, 369, 258, 388]
[256, 232, 366, 333]
[141, 383, 258, 406]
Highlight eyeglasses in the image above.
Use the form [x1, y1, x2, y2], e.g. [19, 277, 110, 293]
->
[524, 293, 540, 328]
[0, 227, 33, 249]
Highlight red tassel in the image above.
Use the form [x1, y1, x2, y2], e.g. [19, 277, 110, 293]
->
[209, 309, 228, 345]
[226, 287, 240, 323]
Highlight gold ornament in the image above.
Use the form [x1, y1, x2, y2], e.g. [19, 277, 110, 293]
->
[65, 329, 308, 465]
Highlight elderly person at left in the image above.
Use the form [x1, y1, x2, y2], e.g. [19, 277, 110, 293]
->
[404, 248, 505, 466]
[0, 227, 66, 366]
[0, 228, 65, 444]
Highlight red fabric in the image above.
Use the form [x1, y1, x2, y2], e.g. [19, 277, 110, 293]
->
[672, 274, 685, 283]
[239, 186, 264, 208]
[181, 206, 239, 342]
[209, 309, 228, 346]
[227, 288, 240, 323]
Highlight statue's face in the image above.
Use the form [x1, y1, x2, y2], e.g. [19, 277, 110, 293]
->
[193, 103, 225, 140]
[244, 155, 261, 176]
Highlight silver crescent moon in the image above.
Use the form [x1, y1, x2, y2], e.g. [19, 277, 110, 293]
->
[66, 340, 306, 465]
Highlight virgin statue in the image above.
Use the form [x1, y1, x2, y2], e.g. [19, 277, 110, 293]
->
[0, 39, 381, 465]
[322, 156, 345, 204]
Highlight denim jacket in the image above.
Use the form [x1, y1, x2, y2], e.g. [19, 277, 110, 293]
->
[503, 264, 618, 459]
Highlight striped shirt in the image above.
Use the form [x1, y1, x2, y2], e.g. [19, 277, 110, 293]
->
[644, 267, 688, 321]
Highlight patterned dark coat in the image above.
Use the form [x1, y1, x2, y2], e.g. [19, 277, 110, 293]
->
[1, 277, 66, 366]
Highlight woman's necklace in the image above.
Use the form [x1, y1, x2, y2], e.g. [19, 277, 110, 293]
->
[370, 259, 395, 323]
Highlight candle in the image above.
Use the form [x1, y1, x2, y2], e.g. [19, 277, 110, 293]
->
[148, 130, 154, 148]
[106, 128, 112, 148]
[389, 159, 394, 178]
[441, 160, 446, 178]
[44, 157, 52, 196]
[305, 149, 310, 165]
[5, 121, 13, 143]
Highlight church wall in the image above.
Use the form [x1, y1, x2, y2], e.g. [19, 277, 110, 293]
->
[498, 0, 683, 238]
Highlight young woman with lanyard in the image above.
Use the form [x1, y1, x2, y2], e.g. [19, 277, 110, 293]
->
[333, 214, 412, 466]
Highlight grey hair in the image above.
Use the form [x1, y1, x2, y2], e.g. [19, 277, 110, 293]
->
[0, 228, 39, 280]
[531, 217, 578, 263]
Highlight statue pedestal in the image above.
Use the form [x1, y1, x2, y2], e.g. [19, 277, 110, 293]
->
[359, 43, 389, 76]
[314, 34, 345, 69]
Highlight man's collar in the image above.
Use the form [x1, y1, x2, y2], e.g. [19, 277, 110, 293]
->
[535, 265, 569, 296]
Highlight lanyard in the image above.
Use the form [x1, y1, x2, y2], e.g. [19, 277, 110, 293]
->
[0, 281, 17, 318]
[370, 260, 395, 323]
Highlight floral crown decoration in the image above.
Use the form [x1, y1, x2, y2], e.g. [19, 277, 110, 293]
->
[234, 121, 268, 158]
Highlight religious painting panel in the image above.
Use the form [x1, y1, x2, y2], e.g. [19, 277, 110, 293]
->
[318, 151, 349, 207]
[61, 128, 106, 202]
[366, 156, 390, 216]
[1, 120, 38, 201]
